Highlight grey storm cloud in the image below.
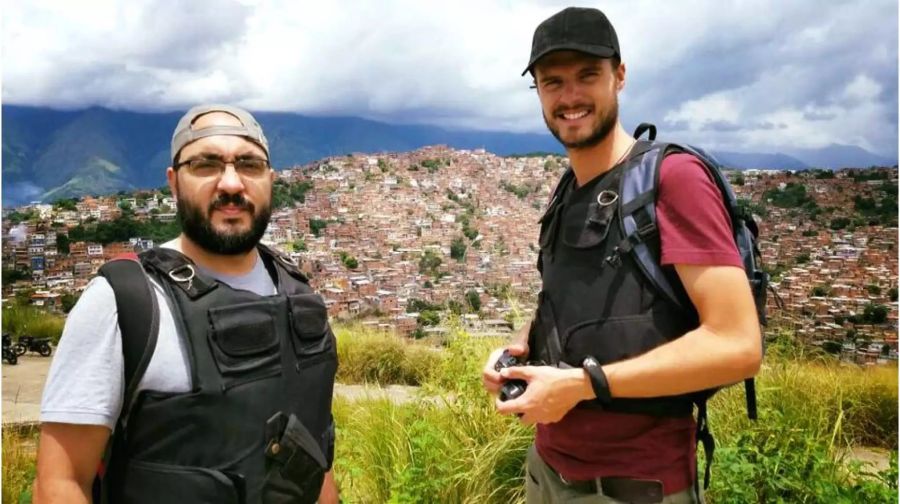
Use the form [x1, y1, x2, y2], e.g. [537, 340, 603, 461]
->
[2, 0, 897, 158]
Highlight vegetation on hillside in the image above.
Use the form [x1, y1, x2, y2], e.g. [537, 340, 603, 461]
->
[66, 215, 180, 245]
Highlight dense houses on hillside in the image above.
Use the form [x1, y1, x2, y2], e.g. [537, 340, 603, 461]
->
[2, 147, 897, 359]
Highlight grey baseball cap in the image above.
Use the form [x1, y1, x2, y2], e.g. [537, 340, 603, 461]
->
[170, 104, 269, 162]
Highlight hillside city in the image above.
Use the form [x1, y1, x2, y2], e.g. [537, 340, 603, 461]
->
[2, 146, 897, 364]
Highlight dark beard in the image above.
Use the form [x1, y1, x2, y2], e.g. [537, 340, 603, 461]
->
[176, 191, 272, 256]
[544, 96, 619, 150]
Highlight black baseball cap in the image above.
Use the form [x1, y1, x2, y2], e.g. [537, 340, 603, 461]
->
[522, 7, 620, 76]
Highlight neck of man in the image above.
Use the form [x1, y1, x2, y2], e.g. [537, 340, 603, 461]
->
[567, 123, 633, 187]
[167, 234, 260, 276]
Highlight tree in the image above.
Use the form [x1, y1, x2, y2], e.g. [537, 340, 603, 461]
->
[309, 219, 328, 237]
[822, 341, 841, 354]
[862, 303, 889, 324]
[2, 268, 30, 285]
[829, 217, 850, 230]
[61, 293, 79, 313]
[407, 298, 441, 313]
[867, 284, 882, 296]
[417, 310, 440, 327]
[465, 290, 481, 312]
[810, 285, 831, 297]
[6, 209, 38, 225]
[462, 221, 478, 241]
[419, 250, 442, 276]
[53, 198, 78, 211]
[450, 236, 467, 261]
[56, 234, 70, 254]
[889, 288, 898, 302]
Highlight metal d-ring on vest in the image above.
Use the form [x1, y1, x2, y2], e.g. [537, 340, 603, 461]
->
[168, 264, 196, 292]
[597, 190, 619, 207]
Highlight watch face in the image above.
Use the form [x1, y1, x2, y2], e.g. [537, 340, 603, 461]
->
[583, 356, 599, 368]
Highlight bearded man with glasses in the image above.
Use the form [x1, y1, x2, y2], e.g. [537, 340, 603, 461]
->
[34, 105, 340, 504]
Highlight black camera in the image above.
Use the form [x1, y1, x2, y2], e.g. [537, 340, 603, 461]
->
[494, 350, 527, 401]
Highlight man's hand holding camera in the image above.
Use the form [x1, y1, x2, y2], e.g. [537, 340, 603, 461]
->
[482, 324, 596, 426]
[494, 363, 594, 426]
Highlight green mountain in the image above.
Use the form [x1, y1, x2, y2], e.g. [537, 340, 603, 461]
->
[3, 105, 896, 207]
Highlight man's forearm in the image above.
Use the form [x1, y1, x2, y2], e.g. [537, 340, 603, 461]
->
[557, 324, 761, 405]
[603, 324, 761, 398]
[33, 477, 91, 504]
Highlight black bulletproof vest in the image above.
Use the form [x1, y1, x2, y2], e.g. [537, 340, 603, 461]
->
[530, 156, 700, 417]
[105, 245, 337, 504]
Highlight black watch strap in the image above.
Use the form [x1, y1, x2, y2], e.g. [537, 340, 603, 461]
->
[583, 356, 612, 406]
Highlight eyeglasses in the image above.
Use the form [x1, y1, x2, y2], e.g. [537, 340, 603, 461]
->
[174, 157, 270, 178]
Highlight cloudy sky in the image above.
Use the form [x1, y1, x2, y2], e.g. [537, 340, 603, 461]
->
[2, 0, 898, 158]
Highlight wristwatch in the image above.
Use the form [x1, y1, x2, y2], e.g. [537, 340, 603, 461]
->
[582, 356, 612, 407]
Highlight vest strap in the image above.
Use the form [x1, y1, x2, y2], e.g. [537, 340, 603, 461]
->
[141, 248, 218, 299]
[95, 256, 161, 504]
[695, 400, 715, 489]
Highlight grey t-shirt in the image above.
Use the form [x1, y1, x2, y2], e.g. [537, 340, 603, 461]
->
[40, 251, 277, 429]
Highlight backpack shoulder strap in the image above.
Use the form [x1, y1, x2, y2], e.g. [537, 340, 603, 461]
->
[94, 253, 160, 502]
[609, 140, 690, 311]
[98, 253, 160, 411]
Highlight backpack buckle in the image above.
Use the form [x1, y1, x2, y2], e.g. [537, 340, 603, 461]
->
[604, 247, 623, 267]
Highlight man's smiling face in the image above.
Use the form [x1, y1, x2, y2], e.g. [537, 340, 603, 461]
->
[534, 51, 625, 150]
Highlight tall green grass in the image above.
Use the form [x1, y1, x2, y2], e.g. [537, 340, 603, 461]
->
[3, 325, 896, 503]
[2, 304, 66, 344]
[332, 328, 531, 503]
[334, 324, 443, 386]
[2, 426, 37, 503]
[330, 326, 898, 503]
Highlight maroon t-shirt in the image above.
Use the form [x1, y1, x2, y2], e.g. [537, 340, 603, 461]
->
[535, 153, 743, 494]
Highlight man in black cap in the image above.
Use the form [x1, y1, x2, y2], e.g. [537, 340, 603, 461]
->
[35, 105, 339, 503]
[483, 7, 761, 503]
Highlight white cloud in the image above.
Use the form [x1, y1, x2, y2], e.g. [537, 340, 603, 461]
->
[2, 0, 897, 158]
[844, 75, 882, 103]
[664, 93, 743, 126]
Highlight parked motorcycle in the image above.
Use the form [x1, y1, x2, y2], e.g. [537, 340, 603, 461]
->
[2, 334, 18, 365]
[14, 335, 52, 357]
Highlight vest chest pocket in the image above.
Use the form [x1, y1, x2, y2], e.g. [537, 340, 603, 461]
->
[262, 412, 327, 504]
[560, 198, 617, 250]
[208, 301, 281, 382]
[288, 294, 334, 359]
